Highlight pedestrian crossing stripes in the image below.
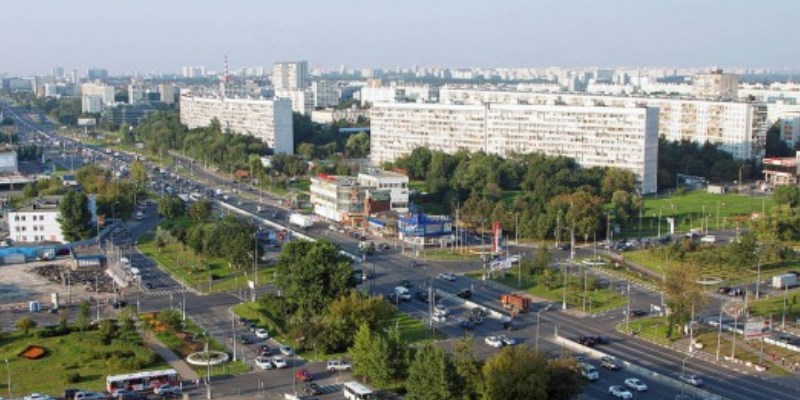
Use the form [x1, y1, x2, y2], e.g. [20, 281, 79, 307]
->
[143, 286, 186, 296]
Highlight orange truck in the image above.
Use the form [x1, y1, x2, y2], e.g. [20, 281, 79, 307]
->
[500, 294, 531, 313]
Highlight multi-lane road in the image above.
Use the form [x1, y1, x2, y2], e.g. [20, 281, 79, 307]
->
[4, 102, 800, 400]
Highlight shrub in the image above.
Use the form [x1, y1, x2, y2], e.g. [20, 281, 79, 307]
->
[65, 372, 81, 384]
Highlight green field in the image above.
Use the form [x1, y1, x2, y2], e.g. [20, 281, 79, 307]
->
[138, 233, 274, 293]
[465, 269, 627, 314]
[0, 327, 168, 396]
[617, 316, 680, 346]
[618, 191, 774, 238]
[750, 288, 800, 321]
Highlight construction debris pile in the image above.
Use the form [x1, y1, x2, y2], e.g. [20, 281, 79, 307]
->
[32, 264, 115, 293]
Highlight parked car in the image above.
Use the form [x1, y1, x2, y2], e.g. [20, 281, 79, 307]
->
[678, 374, 703, 387]
[608, 385, 633, 400]
[624, 378, 648, 391]
[434, 304, 449, 316]
[295, 368, 313, 382]
[485, 336, 504, 348]
[255, 328, 270, 339]
[259, 345, 272, 356]
[272, 356, 287, 369]
[279, 344, 294, 356]
[469, 314, 484, 325]
[326, 359, 352, 371]
[74, 392, 105, 400]
[110, 389, 134, 398]
[303, 383, 322, 396]
[255, 357, 274, 370]
[63, 389, 82, 400]
[718, 286, 732, 295]
[238, 335, 252, 345]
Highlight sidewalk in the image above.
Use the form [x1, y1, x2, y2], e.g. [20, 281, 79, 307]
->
[141, 328, 200, 381]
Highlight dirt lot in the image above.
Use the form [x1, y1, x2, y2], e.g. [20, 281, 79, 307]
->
[0, 260, 106, 309]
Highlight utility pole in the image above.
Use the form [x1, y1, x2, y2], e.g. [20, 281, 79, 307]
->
[716, 301, 723, 361]
[562, 261, 567, 310]
[232, 314, 237, 362]
[625, 283, 631, 333]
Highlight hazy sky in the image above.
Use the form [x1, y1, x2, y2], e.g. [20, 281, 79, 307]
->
[2, 0, 799, 75]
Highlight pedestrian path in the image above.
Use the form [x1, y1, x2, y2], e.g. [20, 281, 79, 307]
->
[140, 328, 200, 381]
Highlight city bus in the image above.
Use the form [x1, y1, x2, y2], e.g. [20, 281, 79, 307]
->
[106, 369, 178, 393]
[343, 381, 374, 400]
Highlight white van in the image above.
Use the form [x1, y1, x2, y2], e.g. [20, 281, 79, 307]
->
[579, 363, 599, 381]
[394, 286, 411, 301]
[343, 381, 374, 400]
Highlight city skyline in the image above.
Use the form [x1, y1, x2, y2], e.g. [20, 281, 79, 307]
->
[2, 0, 800, 75]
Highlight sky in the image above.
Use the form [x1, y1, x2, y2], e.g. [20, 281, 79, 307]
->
[2, 0, 799, 75]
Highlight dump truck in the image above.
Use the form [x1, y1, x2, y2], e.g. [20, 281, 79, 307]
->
[500, 294, 531, 313]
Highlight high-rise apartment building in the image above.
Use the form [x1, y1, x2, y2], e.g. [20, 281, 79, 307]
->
[179, 93, 294, 154]
[438, 88, 762, 160]
[158, 84, 175, 104]
[275, 89, 314, 115]
[693, 69, 739, 101]
[311, 81, 341, 108]
[371, 102, 659, 194]
[272, 61, 308, 91]
[128, 84, 145, 105]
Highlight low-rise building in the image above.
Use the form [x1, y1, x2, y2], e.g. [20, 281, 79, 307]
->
[309, 174, 365, 225]
[762, 152, 800, 187]
[0, 145, 18, 174]
[357, 168, 409, 213]
[6, 195, 97, 244]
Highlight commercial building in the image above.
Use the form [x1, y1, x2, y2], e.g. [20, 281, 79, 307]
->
[273, 61, 308, 91]
[762, 152, 800, 187]
[439, 88, 763, 160]
[371, 102, 659, 194]
[693, 69, 739, 101]
[309, 174, 365, 224]
[179, 94, 294, 154]
[103, 104, 156, 127]
[6, 195, 97, 244]
[81, 82, 115, 112]
[357, 168, 409, 213]
[0, 146, 18, 174]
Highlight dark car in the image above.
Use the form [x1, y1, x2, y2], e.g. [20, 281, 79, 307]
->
[456, 289, 472, 299]
[590, 335, 610, 345]
[400, 280, 413, 288]
[629, 309, 647, 317]
[64, 388, 81, 400]
[238, 335, 252, 345]
[302, 382, 322, 395]
[143, 282, 154, 289]
[459, 319, 475, 331]
[238, 317, 250, 326]
[111, 301, 128, 309]
[469, 314, 484, 325]
[718, 286, 732, 295]
[502, 321, 518, 331]
[576, 335, 597, 347]
[259, 345, 272, 356]
[471, 307, 489, 317]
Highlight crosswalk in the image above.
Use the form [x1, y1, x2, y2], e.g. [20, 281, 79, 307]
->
[143, 285, 187, 296]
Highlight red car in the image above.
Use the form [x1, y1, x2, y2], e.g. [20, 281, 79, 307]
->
[295, 368, 313, 382]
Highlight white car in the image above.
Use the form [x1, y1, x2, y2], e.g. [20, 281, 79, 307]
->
[624, 378, 648, 392]
[272, 356, 288, 369]
[255, 328, 270, 339]
[608, 385, 633, 399]
[437, 272, 456, 281]
[498, 335, 516, 346]
[700, 235, 717, 243]
[25, 394, 55, 400]
[154, 385, 181, 396]
[326, 359, 353, 371]
[434, 304, 449, 316]
[255, 356, 274, 370]
[678, 374, 703, 387]
[485, 336, 504, 348]
[74, 392, 104, 400]
[279, 344, 294, 356]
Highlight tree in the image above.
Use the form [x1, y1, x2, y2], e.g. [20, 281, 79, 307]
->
[344, 132, 370, 158]
[662, 262, 704, 336]
[15, 316, 37, 336]
[482, 346, 549, 400]
[76, 300, 90, 332]
[602, 168, 637, 199]
[274, 240, 357, 317]
[130, 160, 148, 186]
[157, 194, 186, 219]
[406, 345, 462, 400]
[349, 324, 409, 387]
[57, 190, 94, 242]
[773, 185, 800, 208]
[765, 124, 794, 157]
[350, 323, 375, 381]
[321, 290, 395, 352]
[22, 182, 39, 199]
[453, 335, 482, 400]
[529, 246, 552, 276]
[297, 142, 317, 159]
[545, 358, 585, 400]
[188, 199, 213, 221]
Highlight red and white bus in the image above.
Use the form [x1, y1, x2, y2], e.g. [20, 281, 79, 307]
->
[106, 369, 178, 393]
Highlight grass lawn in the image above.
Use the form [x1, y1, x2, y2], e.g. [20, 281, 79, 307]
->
[621, 247, 800, 285]
[618, 191, 774, 238]
[465, 269, 627, 314]
[420, 247, 481, 261]
[287, 178, 310, 193]
[618, 316, 681, 346]
[0, 328, 168, 396]
[749, 288, 800, 321]
[138, 233, 274, 293]
[140, 312, 250, 377]
[693, 332, 791, 376]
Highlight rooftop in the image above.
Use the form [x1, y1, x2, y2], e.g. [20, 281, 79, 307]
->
[359, 168, 408, 180]
[12, 195, 63, 213]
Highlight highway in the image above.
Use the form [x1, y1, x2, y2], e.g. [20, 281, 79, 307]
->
[4, 102, 800, 400]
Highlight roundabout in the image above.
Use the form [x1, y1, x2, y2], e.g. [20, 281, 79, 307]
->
[696, 276, 723, 286]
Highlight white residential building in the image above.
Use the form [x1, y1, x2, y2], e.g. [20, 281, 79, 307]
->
[273, 61, 308, 91]
[128, 84, 145, 105]
[370, 102, 659, 194]
[82, 95, 103, 113]
[179, 94, 294, 154]
[438, 88, 763, 160]
[357, 84, 436, 106]
[158, 84, 175, 104]
[693, 69, 739, 101]
[311, 81, 340, 108]
[81, 82, 115, 104]
[7, 195, 97, 244]
[275, 89, 314, 115]
[357, 168, 409, 213]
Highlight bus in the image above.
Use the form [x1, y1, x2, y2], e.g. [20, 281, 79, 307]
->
[106, 369, 178, 393]
[343, 381, 374, 400]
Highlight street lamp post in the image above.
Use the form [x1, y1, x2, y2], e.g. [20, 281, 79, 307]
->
[561, 261, 567, 310]
[5, 358, 11, 400]
[680, 354, 694, 396]
[535, 308, 544, 352]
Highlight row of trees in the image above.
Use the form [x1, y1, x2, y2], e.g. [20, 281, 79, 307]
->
[76, 164, 146, 221]
[657, 137, 754, 190]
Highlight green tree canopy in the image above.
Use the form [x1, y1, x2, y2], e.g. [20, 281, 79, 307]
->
[482, 346, 549, 400]
[157, 194, 186, 219]
[344, 132, 370, 158]
[773, 185, 800, 208]
[406, 345, 463, 400]
[57, 190, 94, 242]
[15, 316, 37, 336]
